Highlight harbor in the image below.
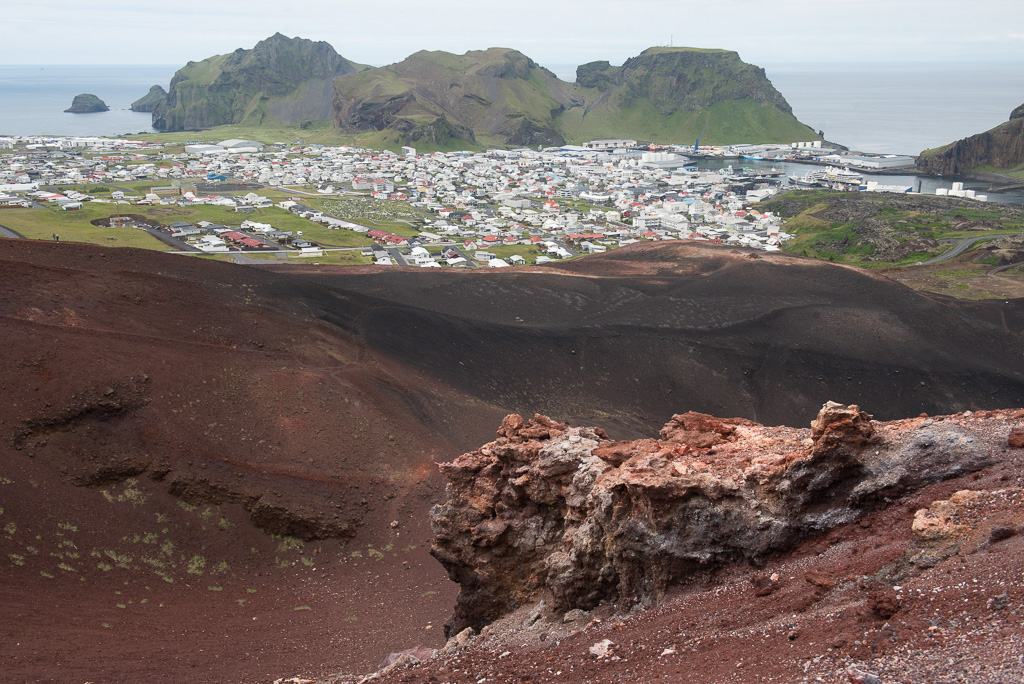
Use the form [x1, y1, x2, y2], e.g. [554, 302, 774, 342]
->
[689, 157, 1024, 206]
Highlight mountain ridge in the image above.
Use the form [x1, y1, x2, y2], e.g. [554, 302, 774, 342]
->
[152, 35, 818, 147]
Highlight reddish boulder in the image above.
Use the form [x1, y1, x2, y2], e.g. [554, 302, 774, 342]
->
[659, 411, 757, 448]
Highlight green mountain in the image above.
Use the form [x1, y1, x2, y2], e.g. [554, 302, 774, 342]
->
[332, 48, 583, 147]
[130, 85, 167, 113]
[152, 37, 817, 147]
[152, 33, 366, 131]
[562, 47, 815, 144]
[332, 46, 816, 148]
[333, 46, 815, 147]
[918, 104, 1024, 176]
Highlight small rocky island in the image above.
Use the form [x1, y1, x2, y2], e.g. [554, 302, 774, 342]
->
[130, 85, 167, 112]
[64, 93, 109, 113]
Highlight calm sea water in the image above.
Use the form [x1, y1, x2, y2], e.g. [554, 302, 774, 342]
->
[0, 65, 177, 137]
[763, 62, 1024, 156]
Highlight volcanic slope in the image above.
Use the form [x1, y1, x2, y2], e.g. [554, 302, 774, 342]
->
[296, 241, 1024, 434]
[0, 238, 498, 683]
[2, 238, 1024, 682]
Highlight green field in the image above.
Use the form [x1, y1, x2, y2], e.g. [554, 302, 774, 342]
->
[0, 201, 377, 251]
[241, 250, 372, 266]
[0, 206, 171, 250]
[560, 93, 816, 146]
[474, 244, 547, 263]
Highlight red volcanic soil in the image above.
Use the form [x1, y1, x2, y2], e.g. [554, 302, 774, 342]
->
[2, 238, 1024, 682]
[373, 411, 1024, 684]
[0, 240, 492, 682]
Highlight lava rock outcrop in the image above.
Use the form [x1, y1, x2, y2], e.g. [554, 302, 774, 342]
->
[430, 403, 1023, 636]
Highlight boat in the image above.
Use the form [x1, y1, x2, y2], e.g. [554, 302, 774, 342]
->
[820, 166, 863, 186]
[788, 166, 863, 188]
[788, 169, 829, 186]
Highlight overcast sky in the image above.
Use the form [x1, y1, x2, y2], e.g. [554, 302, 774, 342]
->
[4, 0, 1023, 69]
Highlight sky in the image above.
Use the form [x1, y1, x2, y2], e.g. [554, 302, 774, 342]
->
[4, 0, 1024, 69]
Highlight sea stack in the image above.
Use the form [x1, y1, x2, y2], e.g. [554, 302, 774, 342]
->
[130, 85, 167, 112]
[64, 93, 109, 113]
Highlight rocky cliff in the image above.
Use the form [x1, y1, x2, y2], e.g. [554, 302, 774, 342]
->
[430, 403, 1023, 636]
[917, 103, 1024, 175]
[152, 33, 364, 131]
[130, 84, 167, 112]
[64, 93, 108, 113]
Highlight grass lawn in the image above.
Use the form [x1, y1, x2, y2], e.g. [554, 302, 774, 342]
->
[1, 193, 385, 250]
[183, 253, 236, 263]
[0, 206, 172, 250]
[242, 250, 372, 266]
[476, 244, 547, 263]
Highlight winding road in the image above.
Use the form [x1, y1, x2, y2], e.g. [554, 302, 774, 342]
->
[913, 233, 1021, 266]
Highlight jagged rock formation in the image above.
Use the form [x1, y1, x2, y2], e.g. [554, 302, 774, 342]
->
[430, 403, 1023, 636]
[917, 103, 1024, 175]
[152, 33, 365, 131]
[130, 84, 167, 112]
[64, 93, 108, 113]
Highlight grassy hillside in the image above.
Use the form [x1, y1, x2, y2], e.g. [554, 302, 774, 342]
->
[333, 48, 579, 148]
[559, 46, 815, 144]
[759, 189, 1024, 265]
[561, 98, 816, 146]
[148, 39, 819, 148]
[332, 45, 818, 148]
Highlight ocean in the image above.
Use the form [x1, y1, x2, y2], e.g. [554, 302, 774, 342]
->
[0, 64, 177, 137]
[763, 61, 1024, 156]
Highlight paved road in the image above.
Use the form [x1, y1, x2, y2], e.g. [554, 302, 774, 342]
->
[913, 233, 1021, 267]
[450, 245, 479, 268]
[0, 224, 25, 239]
[386, 247, 409, 266]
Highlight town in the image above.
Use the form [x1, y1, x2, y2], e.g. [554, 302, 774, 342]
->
[0, 134, 931, 267]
